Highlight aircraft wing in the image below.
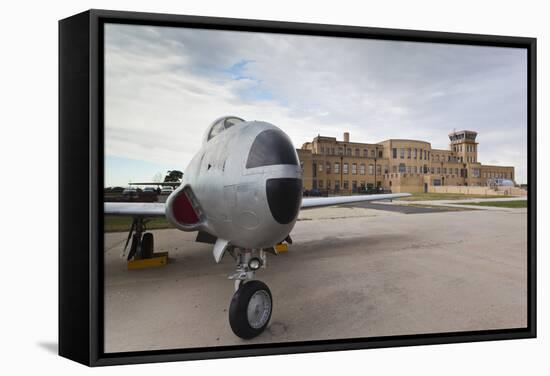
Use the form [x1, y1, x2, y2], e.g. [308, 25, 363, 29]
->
[301, 193, 411, 209]
[104, 193, 411, 217]
[128, 182, 181, 186]
[104, 202, 166, 217]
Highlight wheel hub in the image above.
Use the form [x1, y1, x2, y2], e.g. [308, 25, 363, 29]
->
[247, 290, 271, 329]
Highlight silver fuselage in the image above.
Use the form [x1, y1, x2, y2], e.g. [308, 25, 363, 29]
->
[165, 121, 302, 249]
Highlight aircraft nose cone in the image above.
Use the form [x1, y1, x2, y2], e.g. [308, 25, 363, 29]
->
[266, 178, 302, 224]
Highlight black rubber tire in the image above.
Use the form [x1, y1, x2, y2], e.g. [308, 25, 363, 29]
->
[141, 233, 154, 259]
[229, 280, 272, 339]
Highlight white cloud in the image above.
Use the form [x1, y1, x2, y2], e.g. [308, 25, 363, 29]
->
[104, 24, 528, 184]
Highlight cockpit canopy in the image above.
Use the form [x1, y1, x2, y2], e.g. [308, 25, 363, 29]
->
[205, 116, 245, 143]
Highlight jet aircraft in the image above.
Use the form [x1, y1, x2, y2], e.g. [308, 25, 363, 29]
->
[105, 116, 411, 339]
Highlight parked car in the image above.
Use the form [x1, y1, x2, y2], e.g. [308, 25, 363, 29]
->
[122, 187, 139, 200]
[161, 186, 174, 195]
[140, 187, 159, 202]
[303, 188, 329, 197]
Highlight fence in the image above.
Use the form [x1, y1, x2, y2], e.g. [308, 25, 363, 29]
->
[428, 185, 526, 196]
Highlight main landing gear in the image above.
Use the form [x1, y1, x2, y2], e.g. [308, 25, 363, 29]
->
[123, 217, 168, 269]
[227, 249, 273, 339]
[123, 217, 153, 260]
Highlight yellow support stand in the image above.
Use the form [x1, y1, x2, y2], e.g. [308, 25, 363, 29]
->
[275, 243, 289, 253]
[128, 252, 169, 270]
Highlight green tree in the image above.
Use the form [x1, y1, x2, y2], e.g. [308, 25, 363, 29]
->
[164, 170, 183, 182]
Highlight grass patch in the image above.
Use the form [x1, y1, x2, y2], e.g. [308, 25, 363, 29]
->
[396, 192, 504, 201]
[104, 216, 173, 232]
[405, 203, 473, 211]
[466, 200, 527, 208]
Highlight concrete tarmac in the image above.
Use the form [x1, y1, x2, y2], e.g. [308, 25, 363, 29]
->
[104, 205, 527, 353]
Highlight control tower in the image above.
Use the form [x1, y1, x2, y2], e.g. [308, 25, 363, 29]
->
[449, 130, 478, 163]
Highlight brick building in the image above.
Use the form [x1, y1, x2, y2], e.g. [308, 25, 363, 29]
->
[297, 130, 515, 193]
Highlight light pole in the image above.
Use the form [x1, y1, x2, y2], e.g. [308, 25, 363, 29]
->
[340, 144, 346, 193]
[374, 145, 378, 192]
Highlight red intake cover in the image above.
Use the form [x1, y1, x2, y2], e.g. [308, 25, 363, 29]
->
[172, 190, 199, 225]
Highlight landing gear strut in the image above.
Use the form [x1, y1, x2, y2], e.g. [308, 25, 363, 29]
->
[123, 217, 154, 260]
[227, 249, 273, 339]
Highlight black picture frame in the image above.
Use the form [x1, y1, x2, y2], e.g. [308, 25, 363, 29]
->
[59, 9, 537, 366]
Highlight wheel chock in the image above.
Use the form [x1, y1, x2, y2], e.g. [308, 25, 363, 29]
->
[127, 252, 169, 270]
[274, 243, 288, 253]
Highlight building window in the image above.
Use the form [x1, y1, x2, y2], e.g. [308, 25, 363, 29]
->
[430, 167, 434, 174]
[399, 163, 406, 173]
[400, 148, 405, 159]
[352, 163, 357, 175]
[327, 179, 331, 188]
[346, 148, 351, 156]
[378, 150, 383, 158]
[392, 166, 397, 173]
[407, 148, 411, 159]
[473, 169, 480, 178]
[319, 163, 323, 172]
[392, 148, 397, 159]
[320, 146, 325, 154]
[326, 162, 331, 173]
[413, 148, 417, 159]
[443, 168, 447, 174]
[352, 180, 357, 191]
[334, 163, 340, 173]
[437, 167, 441, 174]
[360, 164, 366, 175]
[377, 165, 381, 175]
[343, 163, 349, 174]
[338, 147, 343, 155]
[384, 165, 389, 174]
[406, 166, 411, 173]
[369, 164, 374, 175]
[331, 147, 335, 155]
[343, 180, 349, 190]
[371, 150, 376, 158]
[319, 180, 324, 188]
[419, 149, 423, 160]
[355, 148, 360, 157]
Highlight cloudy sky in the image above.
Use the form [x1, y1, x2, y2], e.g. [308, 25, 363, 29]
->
[104, 23, 528, 186]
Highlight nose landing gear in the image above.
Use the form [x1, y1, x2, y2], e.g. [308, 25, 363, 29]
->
[229, 280, 272, 339]
[227, 249, 273, 339]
